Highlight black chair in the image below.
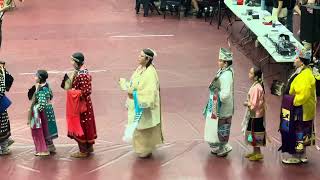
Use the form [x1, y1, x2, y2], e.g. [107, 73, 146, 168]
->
[161, 0, 184, 19]
[196, 0, 219, 21]
[136, 0, 161, 17]
[210, 0, 232, 29]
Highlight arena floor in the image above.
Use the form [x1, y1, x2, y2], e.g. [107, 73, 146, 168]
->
[0, 0, 319, 179]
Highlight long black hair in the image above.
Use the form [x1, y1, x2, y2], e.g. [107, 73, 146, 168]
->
[225, 61, 233, 67]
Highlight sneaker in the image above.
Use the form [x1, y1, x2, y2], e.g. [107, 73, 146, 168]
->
[249, 153, 264, 161]
[217, 144, 232, 157]
[282, 157, 301, 164]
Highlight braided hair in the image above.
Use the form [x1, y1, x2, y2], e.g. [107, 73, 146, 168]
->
[253, 66, 265, 93]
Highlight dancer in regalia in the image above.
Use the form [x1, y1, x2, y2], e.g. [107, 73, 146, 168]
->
[242, 67, 266, 161]
[279, 51, 316, 164]
[203, 48, 234, 157]
[28, 70, 58, 156]
[119, 48, 163, 158]
[0, 60, 14, 155]
[62, 52, 97, 158]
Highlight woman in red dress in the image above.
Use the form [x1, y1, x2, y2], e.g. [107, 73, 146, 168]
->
[62, 52, 97, 158]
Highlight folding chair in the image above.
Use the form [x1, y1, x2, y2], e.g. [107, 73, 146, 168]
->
[161, 0, 184, 19]
[210, 0, 232, 29]
[196, 0, 219, 22]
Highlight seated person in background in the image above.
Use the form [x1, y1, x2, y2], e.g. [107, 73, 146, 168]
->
[192, 0, 200, 13]
[135, 0, 156, 17]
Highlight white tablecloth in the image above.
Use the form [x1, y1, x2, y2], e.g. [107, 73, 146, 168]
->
[224, 0, 303, 63]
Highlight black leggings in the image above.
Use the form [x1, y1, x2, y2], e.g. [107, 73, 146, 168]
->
[136, 0, 154, 16]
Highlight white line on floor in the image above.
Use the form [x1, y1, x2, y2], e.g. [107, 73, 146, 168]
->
[17, 165, 40, 173]
[19, 70, 108, 75]
[110, 34, 174, 38]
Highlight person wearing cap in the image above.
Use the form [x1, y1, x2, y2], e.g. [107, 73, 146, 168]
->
[27, 70, 58, 156]
[0, 60, 14, 155]
[279, 50, 316, 164]
[203, 48, 234, 157]
[62, 52, 97, 158]
[118, 48, 163, 158]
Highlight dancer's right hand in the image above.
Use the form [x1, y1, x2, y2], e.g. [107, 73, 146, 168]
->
[119, 78, 128, 91]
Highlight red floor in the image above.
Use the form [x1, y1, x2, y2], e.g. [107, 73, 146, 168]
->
[0, 0, 319, 179]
